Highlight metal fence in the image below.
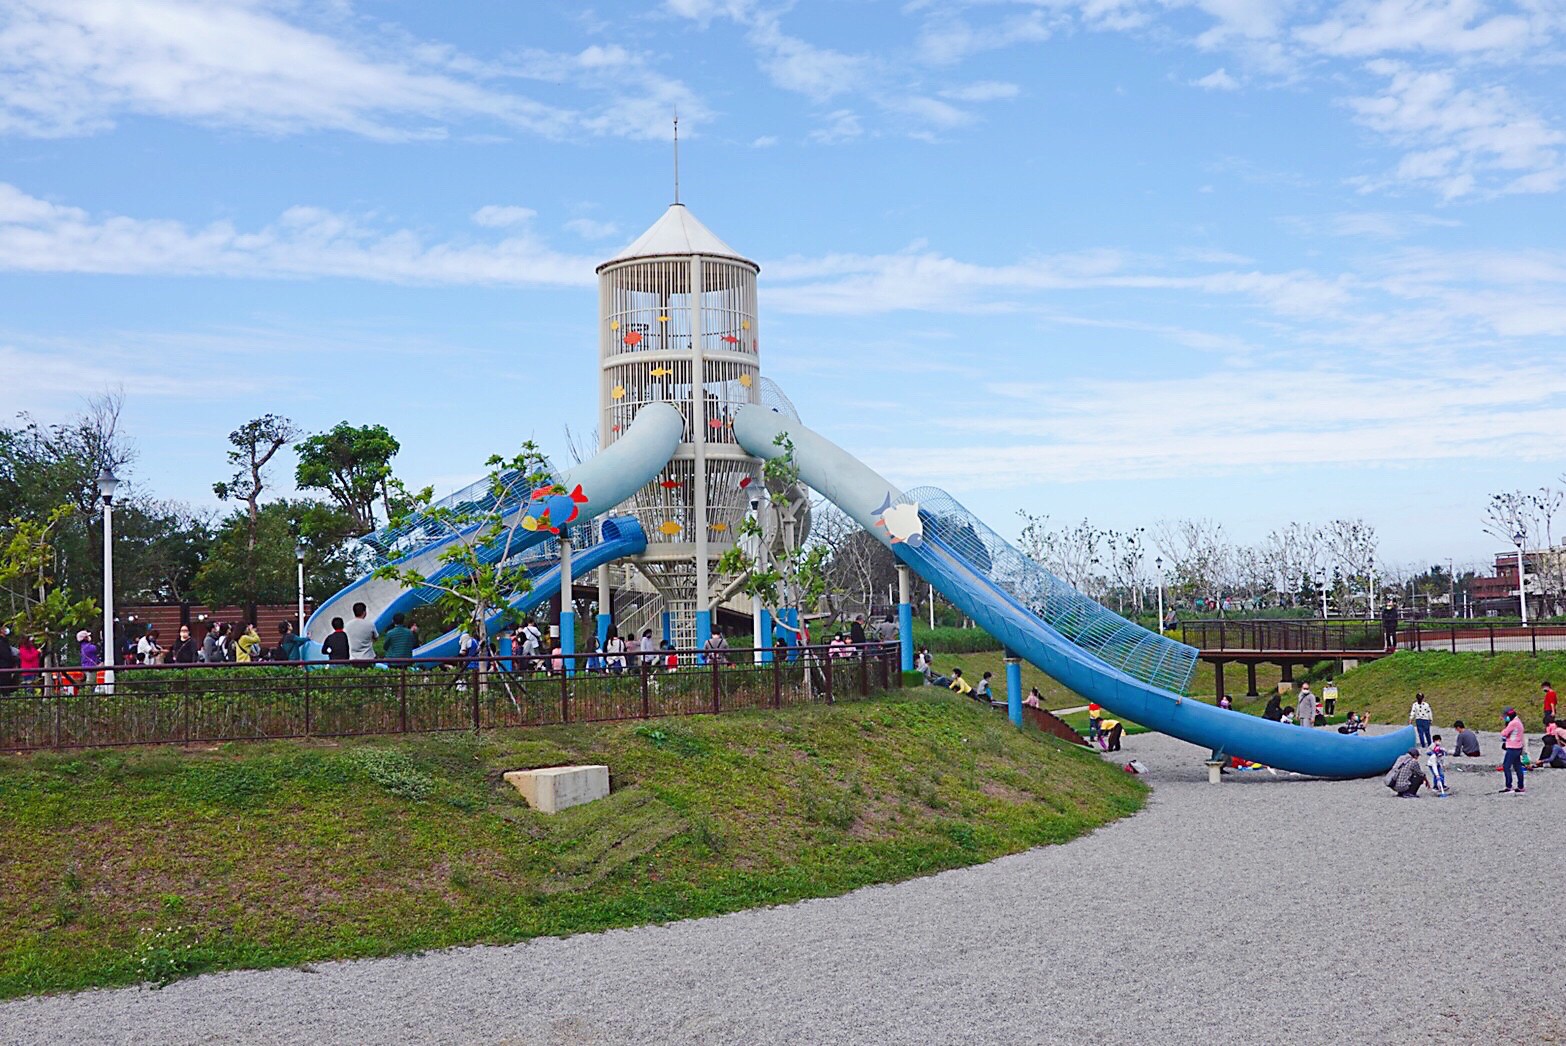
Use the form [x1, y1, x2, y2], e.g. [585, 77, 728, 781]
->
[1396, 624, 1566, 655]
[1178, 620, 1384, 652]
[0, 643, 900, 753]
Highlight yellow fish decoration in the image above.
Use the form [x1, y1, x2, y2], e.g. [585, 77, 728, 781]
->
[711, 522, 729, 532]
[611, 385, 625, 400]
[741, 320, 751, 330]
[658, 314, 669, 323]
[610, 321, 620, 330]
[659, 520, 683, 536]
[650, 366, 673, 377]
[738, 373, 753, 388]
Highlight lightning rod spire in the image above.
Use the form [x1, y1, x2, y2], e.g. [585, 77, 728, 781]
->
[673, 113, 680, 205]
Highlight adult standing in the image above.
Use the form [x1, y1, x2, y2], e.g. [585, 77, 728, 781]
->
[0, 624, 15, 695]
[1500, 707, 1527, 795]
[77, 630, 100, 670]
[381, 614, 416, 661]
[1409, 694, 1434, 748]
[17, 634, 41, 690]
[1381, 599, 1399, 650]
[274, 621, 304, 661]
[169, 624, 199, 664]
[849, 615, 867, 647]
[200, 622, 221, 664]
[236, 623, 262, 662]
[1298, 684, 1319, 728]
[345, 602, 378, 663]
[136, 628, 164, 665]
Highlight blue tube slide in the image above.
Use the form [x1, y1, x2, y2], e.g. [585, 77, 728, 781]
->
[412, 517, 648, 659]
[734, 404, 1415, 779]
[307, 403, 681, 651]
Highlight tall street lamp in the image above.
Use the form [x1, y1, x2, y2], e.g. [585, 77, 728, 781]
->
[97, 467, 118, 692]
[1317, 574, 1328, 620]
[1514, 530, 1529, 626]
[1368, 554, 1376, 618]
[295, 539, 307, 641]
[1155, 556, 1165, 634]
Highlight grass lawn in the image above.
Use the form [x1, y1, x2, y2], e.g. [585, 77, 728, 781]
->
[923, 650, 1296, 710]
[1327, 651, 1566, 729]
[0, 693, 1144, 999]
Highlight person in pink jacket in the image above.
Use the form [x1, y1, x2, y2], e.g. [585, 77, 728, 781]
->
[1500, 707, 1527, 795]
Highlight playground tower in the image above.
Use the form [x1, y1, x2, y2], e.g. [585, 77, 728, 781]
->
[596, 204, 762, 648]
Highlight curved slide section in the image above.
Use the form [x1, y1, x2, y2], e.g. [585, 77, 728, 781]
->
[734, 405, 1414, 779]
[412, 516, 648, 660]
[307, 403, 682, 651]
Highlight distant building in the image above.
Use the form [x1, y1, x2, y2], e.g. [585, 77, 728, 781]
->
[1472, 549, 1561, 617]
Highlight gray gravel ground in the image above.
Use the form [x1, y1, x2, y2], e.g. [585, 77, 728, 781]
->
[4, 727, 1559, 1046]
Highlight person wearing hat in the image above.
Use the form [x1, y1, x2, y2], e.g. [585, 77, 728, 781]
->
[1500, 707, 1527, 794]
[1087, 703, 1103, 746]
[76, 630, 100, 670]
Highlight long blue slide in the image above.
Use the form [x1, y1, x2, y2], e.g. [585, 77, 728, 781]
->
[734, 405, 1415, 779]
[411, 517, 648, 660]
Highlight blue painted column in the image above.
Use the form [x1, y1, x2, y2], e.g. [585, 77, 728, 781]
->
[897, 564, 915, 673]
[559, 529, 575, 677]
[1005, 648, 1023, 727]
[596, 563, 611, 648]
[759, 608, 774, 663]
[660, 609, 672, 645]
[695, 609, 712, 664]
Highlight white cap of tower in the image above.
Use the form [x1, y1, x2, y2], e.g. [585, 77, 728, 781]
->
[597, 203, 758, 272]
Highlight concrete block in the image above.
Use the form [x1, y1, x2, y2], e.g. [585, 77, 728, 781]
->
[504, 765, 609, 814]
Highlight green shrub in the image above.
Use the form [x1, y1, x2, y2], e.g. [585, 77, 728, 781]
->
[348, 747, 435, 801]
[912, 624, 1000, 653]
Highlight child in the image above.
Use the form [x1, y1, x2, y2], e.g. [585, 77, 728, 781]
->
[1280, 706, 1296, 725]
[1427, 734, 1450, 797]
[1087, 703, 1103, 746]
[1218, 694, 1232, 710]
[974, 671, 994, 703]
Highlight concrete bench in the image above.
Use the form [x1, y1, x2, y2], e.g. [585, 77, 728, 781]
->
[504, 765, 610, 814]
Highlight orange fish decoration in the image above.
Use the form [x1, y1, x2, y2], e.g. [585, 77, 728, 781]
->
[659, 520, 683, 536]
[720, 335, 740, 345]
[708, 417, 723, 429]
[611, 425, 620, 433]
[623, 331, 642, 347]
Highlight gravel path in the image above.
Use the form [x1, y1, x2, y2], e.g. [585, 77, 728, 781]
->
[5, 727, 1557, 1045]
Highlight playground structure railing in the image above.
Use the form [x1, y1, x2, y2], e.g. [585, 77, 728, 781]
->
[0, 643, 901, 753]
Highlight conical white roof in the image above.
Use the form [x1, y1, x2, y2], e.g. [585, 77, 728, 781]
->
[597, 204, 757, 272]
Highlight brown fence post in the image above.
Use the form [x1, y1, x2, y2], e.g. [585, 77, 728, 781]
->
[1451, 627, 1457, 653]
[398, 670, 409, 733]
[1532, 627, 1538, 656]
[879, 649, 890, 691]
[824, 652, 834, 705]
[772, 655, 782, 708]
[53, 681, 62, 750]
[640, 663, 651, 718]
[183, 676, 192, 745]
[858, 654, 869, 697]
[711, 659, 721, 714]
[560, 665, 570, 724]
[1489, 626, 1495, 656]
[303, 666, 313, 737]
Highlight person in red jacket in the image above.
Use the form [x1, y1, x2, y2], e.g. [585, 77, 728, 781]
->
[1500, 707, 1527, 795]
[1541, 681, 1557, 725]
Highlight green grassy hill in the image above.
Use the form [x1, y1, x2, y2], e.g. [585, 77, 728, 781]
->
[1326, 651, 1565, 729]
[0, 693, 1142, 999]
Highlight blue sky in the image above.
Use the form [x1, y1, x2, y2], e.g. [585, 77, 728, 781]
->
[2, 0, 1564, 571]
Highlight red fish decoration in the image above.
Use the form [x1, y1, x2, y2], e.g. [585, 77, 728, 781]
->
[738, 476, 753, 489]
[659, 479, 681, 489]
[708, 417, 723, 429]
[721, 335, 740, 344]
[623, 331, 643, 347]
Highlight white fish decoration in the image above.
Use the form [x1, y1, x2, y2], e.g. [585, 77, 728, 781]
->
[873, 493, 923, 547]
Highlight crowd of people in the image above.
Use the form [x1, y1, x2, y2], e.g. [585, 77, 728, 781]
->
[1380, 681, 1560, 798]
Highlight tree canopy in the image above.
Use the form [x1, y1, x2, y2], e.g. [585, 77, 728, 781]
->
[294, 422, 402, 534]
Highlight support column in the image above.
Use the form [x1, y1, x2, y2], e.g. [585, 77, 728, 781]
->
[758, 607, 773, 663]
[897, 564, 914, 673]
[596, 563, 612, 648]
[695, 609, 712, 663]
[1280, 661, 1295, 683]
[559, 530, 575, 677]
[1246, 662, 1258, 697]
[1005, 649, 1023, 727]
[691, 255, 711, 667]
[1214, 661, 1226, 703]
[660, 608, 672, 645]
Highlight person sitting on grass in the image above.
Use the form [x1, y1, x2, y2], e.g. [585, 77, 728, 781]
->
[974, 671, 994, 703]
[1023, 686, 1043, 709]
[947, 668, 973, 697]
[1451, 720, 1481, 757]
[1385, 747, 1426, 798]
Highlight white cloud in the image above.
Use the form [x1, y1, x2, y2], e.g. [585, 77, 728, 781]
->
[472, 205, 537, 228]
[938, 81, 1021, 102]
[809, 109, 864, 144]
[564, 217, 620, 240]
[1192, 67, 1240, 90]
[750, 134, 779, 147]
[1294, 0, 1539, 57]
[1347, 60, 1566, 198]
[914, 11, 1054, 65]
[874, 361, 1566, 487]
[0, 0, 705, 142]
[1277, 210, 1461, 238]
[0, 183, 596, 286]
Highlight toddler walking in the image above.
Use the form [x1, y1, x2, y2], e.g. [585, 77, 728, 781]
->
[1427, 734, 1450, 797]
